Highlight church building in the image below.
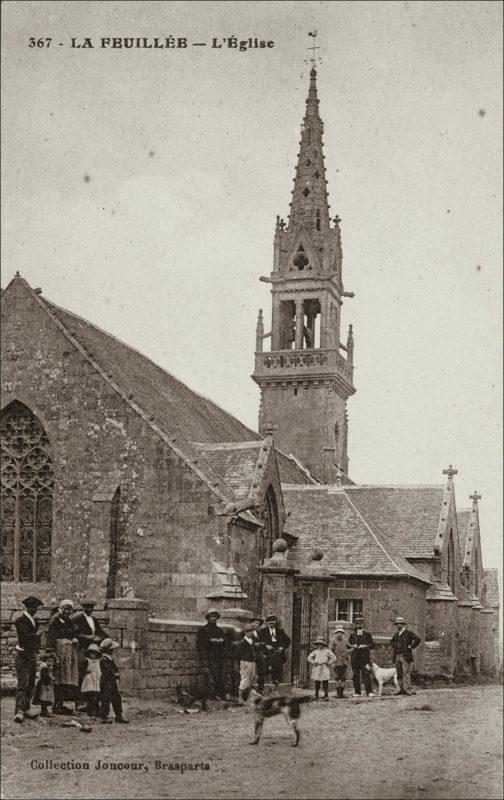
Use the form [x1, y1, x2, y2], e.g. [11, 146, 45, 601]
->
[1, 67, 499, 688]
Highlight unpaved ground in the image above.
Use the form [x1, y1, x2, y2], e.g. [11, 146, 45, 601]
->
[1, 685, 502, 800]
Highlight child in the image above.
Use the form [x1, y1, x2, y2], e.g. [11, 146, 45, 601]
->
[33, 650, 55, 717]
[307, 636, 336, 700]
[80, 643, 102, 717]
[330, 625, 350, 698]
[99, 638, 129, 724]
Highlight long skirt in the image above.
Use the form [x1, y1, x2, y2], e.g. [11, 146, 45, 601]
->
[53, 640, 79, 686]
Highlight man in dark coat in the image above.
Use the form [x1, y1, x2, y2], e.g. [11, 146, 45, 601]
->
[197, 608, 227, 699]
[259, 614, 291, 686]
[14, 596, 43, 723]
[390, 616, 422, 695]
[348, 617, 375, 697]
[71, 599, 108, 708]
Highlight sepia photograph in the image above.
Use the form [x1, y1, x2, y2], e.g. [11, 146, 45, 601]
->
[1, 2, 502, 799]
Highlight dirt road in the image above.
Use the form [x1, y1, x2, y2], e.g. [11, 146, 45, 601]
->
[1, 685, 502, 800]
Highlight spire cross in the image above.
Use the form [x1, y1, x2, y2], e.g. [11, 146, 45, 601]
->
[470, 491, 481, 503]
[442, 465, 458, 479]
[264, 421, 278, 438]
[307, 30, 320, 68]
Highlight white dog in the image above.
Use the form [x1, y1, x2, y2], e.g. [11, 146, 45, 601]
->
[366, 662, 400, 697]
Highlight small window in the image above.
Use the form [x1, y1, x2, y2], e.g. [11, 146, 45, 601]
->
[334, 599, 363, 622]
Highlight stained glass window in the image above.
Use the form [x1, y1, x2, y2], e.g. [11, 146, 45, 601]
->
[1, 401, 53, 582]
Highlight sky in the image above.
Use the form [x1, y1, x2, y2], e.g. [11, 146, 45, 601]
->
[1, 1, 502, 594]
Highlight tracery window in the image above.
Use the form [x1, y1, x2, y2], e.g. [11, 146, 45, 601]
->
[1, 401, 54, 582]
[262, 484, 279, 560]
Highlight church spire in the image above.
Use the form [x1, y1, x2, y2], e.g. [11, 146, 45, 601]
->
[288, 67, 331, 233]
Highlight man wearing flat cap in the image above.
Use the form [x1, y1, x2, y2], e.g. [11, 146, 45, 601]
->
[259, 613, 291, 686]
[390, 616, 421, 695]
[71, 599, 108, 709]
[14, 596, 44, 723]
[197, 608, 227, 699]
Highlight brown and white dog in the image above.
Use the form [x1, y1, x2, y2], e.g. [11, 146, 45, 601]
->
[247, 688, 311, 746]
[365, 662, 400, 696]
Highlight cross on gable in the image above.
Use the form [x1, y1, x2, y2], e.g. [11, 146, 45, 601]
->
[264, 421, 278, 437]
[442, 465, 458, 478]
[470, 491, 482, 503]
[307, 29, 321, 68]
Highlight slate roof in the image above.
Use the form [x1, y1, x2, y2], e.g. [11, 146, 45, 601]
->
[44, 299, 260, 446]
[457, 509, 472, 560]
[192, 441, 265, 500]
[283, 486, 430, 583]
[275, 450, 318, 486]
[343, 485, 445, 560]
[483, 569, 500, 607]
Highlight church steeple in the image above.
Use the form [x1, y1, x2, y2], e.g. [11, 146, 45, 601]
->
[288, 68, 331, 233]
[252, 64, 356, 483]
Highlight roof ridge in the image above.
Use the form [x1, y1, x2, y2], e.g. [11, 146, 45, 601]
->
[343, 491, 430, 584]
[28, 289, 233, 506]
[43, 298, 261, 443]
[193, 441, 263, 451]
[345, 484, 444, 489]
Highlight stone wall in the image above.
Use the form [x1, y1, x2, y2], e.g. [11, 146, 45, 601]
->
[1, 279, 262, 619]
[425, 599, 458, 674]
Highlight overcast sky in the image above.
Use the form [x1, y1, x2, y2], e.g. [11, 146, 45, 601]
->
[2, 1, 502, 589]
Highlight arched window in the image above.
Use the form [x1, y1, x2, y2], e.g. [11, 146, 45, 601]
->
[106, 487, 120, 599]
[447, 528, 455, 592]
[474, 548, 479, 596]
[1, 401, 54, 582]
[263, 485, 279, 559]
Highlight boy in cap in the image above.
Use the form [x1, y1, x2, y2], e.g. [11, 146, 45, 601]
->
[234, 623, 257, 701]
[14, 596, 43, 723]
[307, 637, 336, 700]
[330, 626, 350, 698]
[390, 616, 421, 695]
[197, 608, 227, 699]
[259, 613, 291, 686]
[99, 638, 129, 724]
[348, 617, 375, 697]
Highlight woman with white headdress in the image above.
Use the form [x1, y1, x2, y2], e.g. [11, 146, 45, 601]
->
[47, 600, 80, 714]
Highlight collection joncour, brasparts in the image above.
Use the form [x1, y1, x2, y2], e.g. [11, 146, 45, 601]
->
[30, 759, 211, 773]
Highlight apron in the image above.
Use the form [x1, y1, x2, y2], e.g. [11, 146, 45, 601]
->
[81, 659, 101, 694]
[54, 639, 79, 686]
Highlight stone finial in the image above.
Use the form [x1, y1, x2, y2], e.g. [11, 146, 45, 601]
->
[256, 309, 264, 353]
[470, 491, 482, 504]
[263, 538, 289, 568]
[442, 465, 458, 479]
[272, 538, 288, 555]
[264, 421, 278, 439]
[310, 548, 324, 562]
[335, 470, 342, 488]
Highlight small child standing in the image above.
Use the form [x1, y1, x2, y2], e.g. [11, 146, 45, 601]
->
[234, 623, 257, 702]
[330, 626, 350, 698]
[33, 651, 55, 717]
[99, 638, 129, 724]
[80, 643, 102, 717]
[307, 636, 336, 700]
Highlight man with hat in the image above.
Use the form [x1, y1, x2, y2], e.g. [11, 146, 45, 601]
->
[197, 608, 227, 700]
[14, 596, 44, 723]
[234, 623, 257, 701]
[390, 616, 421, 696]
[71, 599, 108, 709]
[329, 625, 351, 698]
[348, 617, 375, 697]
[259, 613, 291, 687]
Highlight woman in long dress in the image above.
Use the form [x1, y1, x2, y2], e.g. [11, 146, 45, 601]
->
[47, 599, 79, 714]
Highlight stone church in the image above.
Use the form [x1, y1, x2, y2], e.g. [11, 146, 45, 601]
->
[1, 68, 499, 688]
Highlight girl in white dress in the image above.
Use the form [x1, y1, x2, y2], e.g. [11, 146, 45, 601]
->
[307, 636, 336, 700]
[80, 643, 102, 717]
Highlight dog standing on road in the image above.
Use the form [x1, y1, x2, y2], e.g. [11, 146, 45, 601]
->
[366, 662, 400, 697]
[247, 689, 310, 746]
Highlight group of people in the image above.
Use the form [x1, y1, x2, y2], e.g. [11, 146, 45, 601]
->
[197, 609, 291, 701]
[307, 616, 422, 699]
[13, 596, 128, 725]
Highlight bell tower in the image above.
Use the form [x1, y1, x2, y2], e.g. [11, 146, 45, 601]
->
[252, 66, 355, 483]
